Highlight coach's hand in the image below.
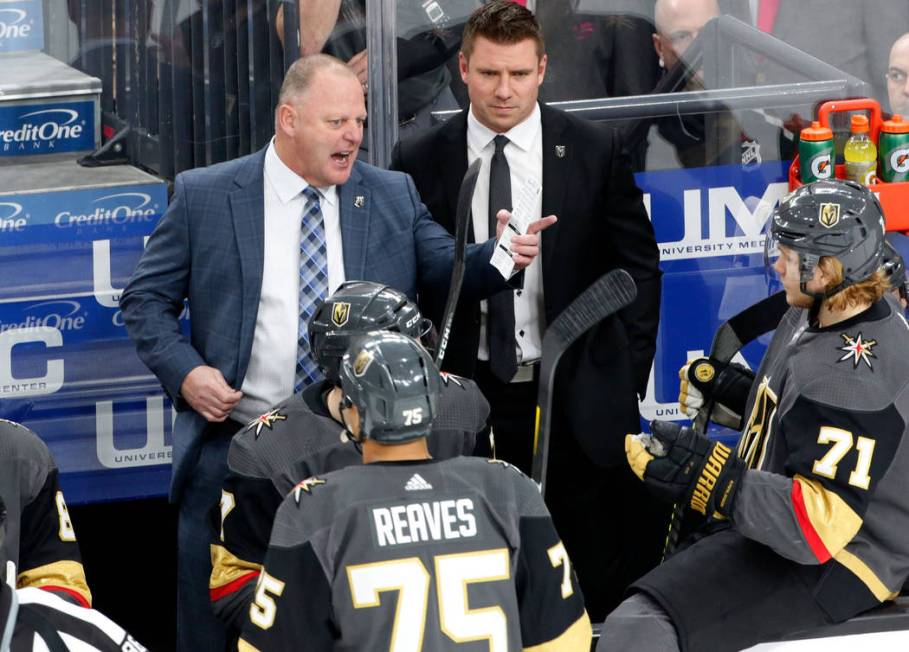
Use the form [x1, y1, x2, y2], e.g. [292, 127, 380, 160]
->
[625, 420, 745, 518]
[181, 365, 243, 422]
[495, 210, 557, 271]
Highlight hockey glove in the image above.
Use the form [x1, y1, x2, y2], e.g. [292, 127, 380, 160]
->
[678, 357, 755, 430]
[625, 420, 745, 518]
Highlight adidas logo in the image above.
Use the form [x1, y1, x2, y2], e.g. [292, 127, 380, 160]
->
[405, 473, 433, 491]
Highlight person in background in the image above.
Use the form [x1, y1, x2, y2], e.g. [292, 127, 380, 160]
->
[887, 33, 909, 116]
[0, 419, 91, 609]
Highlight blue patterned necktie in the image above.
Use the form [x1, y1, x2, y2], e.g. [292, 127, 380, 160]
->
[295, 186, 328, 392]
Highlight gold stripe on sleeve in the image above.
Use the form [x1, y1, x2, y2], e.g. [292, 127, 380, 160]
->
[17, 559, 92, 607]
[210, 543, 262, 590]
[523, 611, 593, 652]
[834, 549, 899, 603]
[794, 475, 862, 556]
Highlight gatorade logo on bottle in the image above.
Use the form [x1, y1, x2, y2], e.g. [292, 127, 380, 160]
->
[810, 154, 833, 179]
[890, 148, 909, 174]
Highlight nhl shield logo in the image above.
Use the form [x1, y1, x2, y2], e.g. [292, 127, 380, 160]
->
[353, 349, 373, 376]
[332, 302, 351, 327]
[819, 202, 841, 228]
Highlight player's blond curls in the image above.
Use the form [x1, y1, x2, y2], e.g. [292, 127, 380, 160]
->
[820, 256, 889, 312]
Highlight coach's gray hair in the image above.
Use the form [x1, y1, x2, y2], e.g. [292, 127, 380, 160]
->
[278, 54, 355, 105]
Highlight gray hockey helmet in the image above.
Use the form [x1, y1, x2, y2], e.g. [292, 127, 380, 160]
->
[338, 331, 441, 444]
[309, 281, 434, 384]
[767, 179, 885, 297]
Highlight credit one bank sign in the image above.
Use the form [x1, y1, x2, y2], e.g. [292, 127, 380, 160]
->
[0, 0, 44, 53]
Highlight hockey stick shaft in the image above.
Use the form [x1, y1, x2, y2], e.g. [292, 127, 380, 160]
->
[531, 269, 638, 495]
[665, 290, 789, 561]
[693, 290, 788, 434]
[435, 158, 482, 366]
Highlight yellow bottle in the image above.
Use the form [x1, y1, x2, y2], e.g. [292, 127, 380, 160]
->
[844, 114, 877, 185]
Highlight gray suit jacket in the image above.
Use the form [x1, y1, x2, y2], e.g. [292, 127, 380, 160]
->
[121, 147, 503, 498]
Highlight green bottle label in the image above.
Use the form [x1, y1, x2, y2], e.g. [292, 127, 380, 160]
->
[800, 139, 835, 183]
[880, 132, 909, 182]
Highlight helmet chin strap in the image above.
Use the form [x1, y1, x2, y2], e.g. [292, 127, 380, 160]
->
[803, 286, 825, 325]
[339, 396, 364, 446]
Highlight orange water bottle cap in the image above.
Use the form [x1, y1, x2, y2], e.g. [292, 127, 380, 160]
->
[800, 121, 833, 141]
[882, 114, 909, 133]
[850, 114, 870, 133]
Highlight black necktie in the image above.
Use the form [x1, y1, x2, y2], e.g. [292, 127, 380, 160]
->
[487, 135, 518, 383]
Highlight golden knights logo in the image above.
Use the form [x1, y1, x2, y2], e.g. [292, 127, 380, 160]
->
[293, 476, 326, 504]
[819, 202, 841, 228]
[838, 332, 877, 369]
[331, 301, 351, 327]
[738, 376, 778, 469]
[246, 409, 287, 439]
[353, 349, 373, 376]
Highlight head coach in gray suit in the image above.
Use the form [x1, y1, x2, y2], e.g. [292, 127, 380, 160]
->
[120, 54, 554, 651]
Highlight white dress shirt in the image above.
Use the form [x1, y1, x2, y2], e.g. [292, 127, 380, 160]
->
[467, 103, 544, 366]
[234, 140, 346, 423]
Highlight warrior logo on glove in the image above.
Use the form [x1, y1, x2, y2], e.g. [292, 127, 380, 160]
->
[625, 421, 746, 519]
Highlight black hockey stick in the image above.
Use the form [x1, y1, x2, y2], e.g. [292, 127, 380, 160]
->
[531, 269, 638, 495]
[434, 158, 482, 366]
[692, 290, 789, 434]
[662, 289, 789, 559]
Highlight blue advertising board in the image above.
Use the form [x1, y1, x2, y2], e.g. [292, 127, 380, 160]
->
[0, 101, 96, 156]
[0, 0, 44, 53]
[0, 178, 178, 503]
[636, 160, 790, 441]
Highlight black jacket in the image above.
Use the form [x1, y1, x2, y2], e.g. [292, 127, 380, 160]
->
[391, 103, 662, 466]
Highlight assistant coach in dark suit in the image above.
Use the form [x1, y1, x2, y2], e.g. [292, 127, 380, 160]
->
[121, 54, 552, 651]
[392, 1, 667, 621]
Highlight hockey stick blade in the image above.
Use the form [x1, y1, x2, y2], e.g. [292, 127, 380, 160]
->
[531, 269, 638, 494]
[435, 158, 482, 366]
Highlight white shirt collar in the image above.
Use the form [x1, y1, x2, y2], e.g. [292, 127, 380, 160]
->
[467, 103, 541, 154]
[264, 139, 338, 207]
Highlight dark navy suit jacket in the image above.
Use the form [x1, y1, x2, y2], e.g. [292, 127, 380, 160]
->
[121, 147, 502, 498]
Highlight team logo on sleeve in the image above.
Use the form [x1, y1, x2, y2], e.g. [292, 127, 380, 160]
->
[246, 409, 287, 439]
[439, 371, 464, 388]
[331, 301, 351, 327]
[487, 458, 526, 476]
[837, 332, 877, 369]
[292, 476, 326, 504]
[819, 202, 841, 228]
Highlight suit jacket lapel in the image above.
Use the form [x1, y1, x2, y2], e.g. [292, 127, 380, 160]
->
[229, 147, 267, 381]
[339, 163, 370, 281]
[441, 112, 473, 240]
[540, 104, 569, 305]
